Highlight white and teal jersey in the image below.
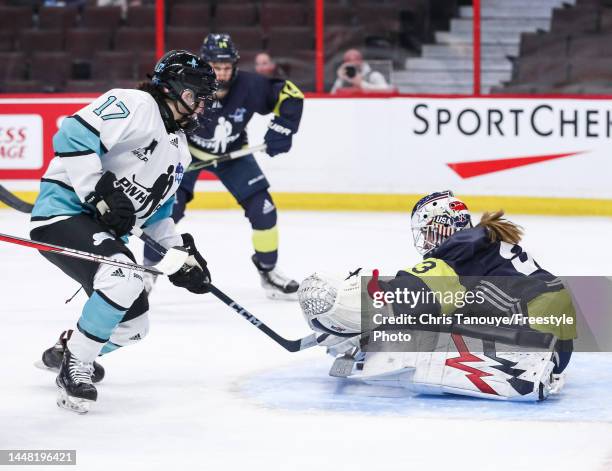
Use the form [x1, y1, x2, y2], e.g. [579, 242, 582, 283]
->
[31, 89, 191, 233]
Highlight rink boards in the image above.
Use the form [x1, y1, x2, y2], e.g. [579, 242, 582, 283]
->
[0, 95, 611, 215]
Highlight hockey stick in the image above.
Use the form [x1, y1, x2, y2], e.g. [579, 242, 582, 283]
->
[0, 184, 34, 213]
[0, 232, 167, 275]
[187, 144, 267, 172]
[131, 226, 322, 352]
[0, 191, 319, 351]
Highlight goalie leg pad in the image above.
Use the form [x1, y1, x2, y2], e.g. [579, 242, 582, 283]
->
[410, 334, 556, 401]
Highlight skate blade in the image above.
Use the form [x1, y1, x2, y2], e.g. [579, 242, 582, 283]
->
[56, 389, 94, 415]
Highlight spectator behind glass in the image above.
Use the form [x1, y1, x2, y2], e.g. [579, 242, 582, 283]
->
[254, 52, 287, 79]
[331, 49, 392, 94]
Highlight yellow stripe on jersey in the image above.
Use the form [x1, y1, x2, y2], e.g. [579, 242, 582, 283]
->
[405, 258, 465, 315]
[273, 80, 304, 117]
[252, 226, 279, 253]
[527, 288, 577, 340]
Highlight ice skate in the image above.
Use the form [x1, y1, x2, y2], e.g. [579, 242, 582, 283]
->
[36, 330, 105, 383]
[252, 255, 299, 300]
[56, 346, 97, 414]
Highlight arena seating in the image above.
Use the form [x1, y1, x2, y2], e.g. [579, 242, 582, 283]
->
[494, 0, 612, 93]
[0, 0, 453, 93]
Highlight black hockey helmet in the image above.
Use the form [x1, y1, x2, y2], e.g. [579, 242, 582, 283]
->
[152, 49, 217, 103]
[200, 33, 240, 63]
[151, 49, 217, 133]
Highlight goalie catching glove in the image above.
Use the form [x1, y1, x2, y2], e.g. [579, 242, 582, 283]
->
[168, 233, 211, 294]
[264, 116, 296, 157]
[298, 268, 370, 337]
[85, 171, 136, 237]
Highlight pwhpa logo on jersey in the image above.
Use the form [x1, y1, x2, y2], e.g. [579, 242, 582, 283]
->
[0, 114, 43, 170]
[116, 165, 178, 218]
[131, 139, 158, 162]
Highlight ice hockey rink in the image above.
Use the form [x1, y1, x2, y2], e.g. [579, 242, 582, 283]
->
[1, 208, 612, 471]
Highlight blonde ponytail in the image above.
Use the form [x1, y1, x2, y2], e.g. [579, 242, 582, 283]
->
[478, 210, 523, 244]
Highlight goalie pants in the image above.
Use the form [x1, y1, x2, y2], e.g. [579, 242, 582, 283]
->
[144, 154, 279, 268]
[31, 214, 149, 355]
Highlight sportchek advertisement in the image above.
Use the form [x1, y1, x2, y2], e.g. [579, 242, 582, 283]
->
[253, 97, 612, 199]
[1, 96, 611, 199]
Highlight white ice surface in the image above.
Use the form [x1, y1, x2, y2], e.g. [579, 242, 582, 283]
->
[1, 209, 611, 471]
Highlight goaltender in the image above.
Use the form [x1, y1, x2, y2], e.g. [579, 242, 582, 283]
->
[297, 191, 576, 402]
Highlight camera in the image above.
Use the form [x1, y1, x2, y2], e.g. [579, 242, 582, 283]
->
[344, 65, 357, 78]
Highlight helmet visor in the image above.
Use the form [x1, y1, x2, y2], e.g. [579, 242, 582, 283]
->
[180, 68, 217, 101]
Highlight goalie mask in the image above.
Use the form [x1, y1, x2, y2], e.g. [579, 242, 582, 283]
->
[411, 190, 472, 256]
[298, 269, 368, 338]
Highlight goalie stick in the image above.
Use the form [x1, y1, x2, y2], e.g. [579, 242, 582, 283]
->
[187, 144, 267, 172]
[131, 226, 323, 353]
[0, 184, 34, 213]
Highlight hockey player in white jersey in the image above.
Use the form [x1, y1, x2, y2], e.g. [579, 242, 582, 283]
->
[31, 50, 218, 413]
[297, 192, 575, 402]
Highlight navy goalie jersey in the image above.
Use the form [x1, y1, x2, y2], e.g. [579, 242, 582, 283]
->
[380, 226, 577, 341]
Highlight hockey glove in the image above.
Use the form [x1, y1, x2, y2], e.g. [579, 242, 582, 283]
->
[86, 171, 136, 237]
[264, 116, 295, 157]
[168, 233, 211, 294]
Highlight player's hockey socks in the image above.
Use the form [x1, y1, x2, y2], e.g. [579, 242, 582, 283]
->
[38, 330, 105, 383]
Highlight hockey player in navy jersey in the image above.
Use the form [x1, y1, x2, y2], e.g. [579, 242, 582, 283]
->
[298, 191, 576, 401]
[143, 33, 304, 300]
[32, 50, 217, 413]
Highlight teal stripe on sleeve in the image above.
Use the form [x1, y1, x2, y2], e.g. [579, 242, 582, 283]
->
[53, 115, 106, 157]
[31, 180, 85, 219]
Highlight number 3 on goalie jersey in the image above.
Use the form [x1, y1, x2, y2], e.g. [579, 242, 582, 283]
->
[499, 241, 539, 275]
[411, 260, 437, 274]
[93, 96, 130, 120]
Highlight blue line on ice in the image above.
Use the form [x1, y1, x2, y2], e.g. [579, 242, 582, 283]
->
[240, 353, 612, 422]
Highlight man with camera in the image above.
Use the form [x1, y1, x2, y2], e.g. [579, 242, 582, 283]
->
[331, 49, 392, 94]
